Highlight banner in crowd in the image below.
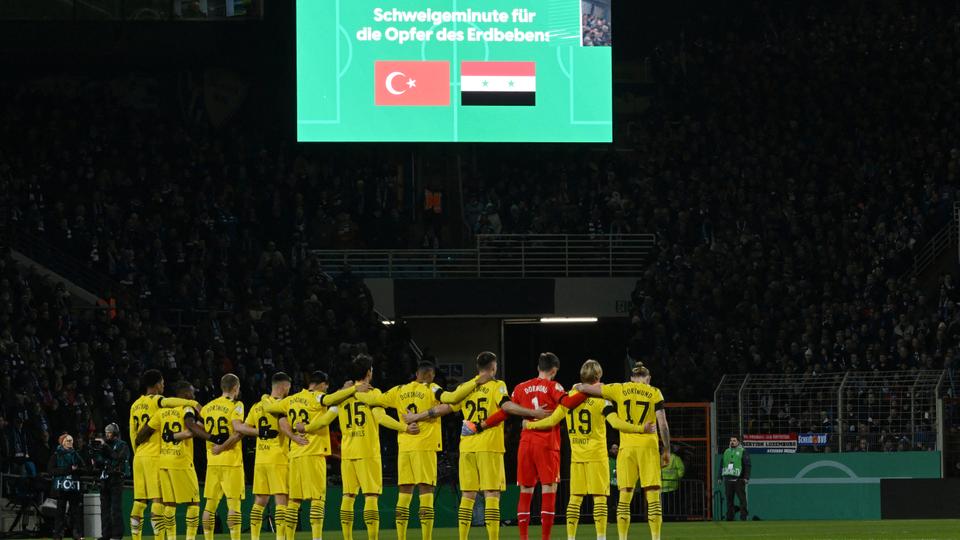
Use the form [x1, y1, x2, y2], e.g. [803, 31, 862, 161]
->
[743, 433, 798, 454]
[296, 0, 613, 142]
[797, 432, 829, 447]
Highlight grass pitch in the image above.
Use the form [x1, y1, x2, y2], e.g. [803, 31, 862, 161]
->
[16, 522, 958, 539]
[193, 520, 960, 540]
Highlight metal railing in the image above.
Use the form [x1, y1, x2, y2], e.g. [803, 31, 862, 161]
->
[311, 234, 656, 278]
[906, 202, 960, 278]
[11, 230, 123, 301]
[713, 370, 947, 453]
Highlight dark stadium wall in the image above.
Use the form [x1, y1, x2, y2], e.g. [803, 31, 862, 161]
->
[395, 279, 555, 316]
[502, 320, 632, 391]
[405, 318, 502, 380]
[880, 479, 960, 519]
[379, 277, 635, 318]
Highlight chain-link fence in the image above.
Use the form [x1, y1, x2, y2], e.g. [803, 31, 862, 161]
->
[714, 370, 946, 454]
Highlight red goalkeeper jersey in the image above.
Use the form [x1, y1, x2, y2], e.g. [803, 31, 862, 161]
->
[512, 377, 568, 450]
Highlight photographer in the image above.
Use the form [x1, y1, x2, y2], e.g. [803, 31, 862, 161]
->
[48, 433, 84, 540]
[93, 424, 129, 540]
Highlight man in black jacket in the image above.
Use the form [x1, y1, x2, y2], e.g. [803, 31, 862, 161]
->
[49, 433, 85, 540]
[94, 423, 130, 540]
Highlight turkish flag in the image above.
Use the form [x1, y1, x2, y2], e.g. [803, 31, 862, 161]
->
[375, 61, 450, 106]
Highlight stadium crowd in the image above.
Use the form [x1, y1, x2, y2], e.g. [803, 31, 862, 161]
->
[465, 2, 960, 447]
[3, 0, 960, 479]
[581, 13, 612, 47]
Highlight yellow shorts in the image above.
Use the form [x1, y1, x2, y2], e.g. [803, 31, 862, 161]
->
[398, 451, 437, 486]
[617, 442, 661, 490]
[159, 468, 200, 504]
[133, 455, 161, 500]
[289, 456, 326, 500]
[459, 451, 505, 492]
[253, 463, 289, 496]
[570, 461, 610, 495]
[342, 456, 382, 495]
[203, 465, 245, 501]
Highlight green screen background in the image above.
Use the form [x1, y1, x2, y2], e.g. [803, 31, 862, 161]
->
[296, 0, 612, 142]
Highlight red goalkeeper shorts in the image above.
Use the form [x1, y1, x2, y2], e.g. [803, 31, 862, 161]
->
[516, 440, 560, 486]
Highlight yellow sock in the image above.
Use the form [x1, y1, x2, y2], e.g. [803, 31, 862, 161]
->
[131, 500, 147, 540]
[287, 502, 301, 540]
[250, 503, 265, 540]
[151, 502, 166, 540]
[646, 490, 662, 540]
[566, 495, 583, 540]
[457, 496, 474, 540]
[340, 497, 355, 540]
[227, 499, 242, 540]
[593, 495, 608, 539]
[484, 497, 500, 540]
[616, 490, 633, 540]
[274, 505, 286, 540]
[395, 492, 413, 540]
[186, 505, 200, 540]
[419, 493, 435, 540]
[165, 505, 178, 540]
[201, 506, 216, 540]
[363, 497, 380, 540]
[310, 498, 325, 540]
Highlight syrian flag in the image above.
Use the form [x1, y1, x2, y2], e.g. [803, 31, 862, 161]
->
[460, 61, 536, 106]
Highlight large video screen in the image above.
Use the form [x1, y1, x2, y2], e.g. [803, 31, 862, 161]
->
[296, 0, 612, 142]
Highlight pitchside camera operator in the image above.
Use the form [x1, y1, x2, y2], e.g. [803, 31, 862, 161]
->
[92, 423, 130, 540]
[48, 433, 85, 540]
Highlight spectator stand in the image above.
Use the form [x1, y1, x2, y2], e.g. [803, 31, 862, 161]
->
[713, 370, 947, 455]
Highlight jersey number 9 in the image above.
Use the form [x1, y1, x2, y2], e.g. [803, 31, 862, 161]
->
[567, 409, 592, 435]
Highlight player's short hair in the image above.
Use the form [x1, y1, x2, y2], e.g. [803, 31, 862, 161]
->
[172, 380, 193, 397]
[271, 372, 291, 385]
[476, 351, 497, 370]
[417, 361, 436, 375]
[580, 359, 603, 383]
[142, 369, 163, 390]
[538, 352, 560, 372]
[309, 370, 329, 385]
[220, 373, 240, 392]
[352, 354, 374, 380]
[631, 362, 651, 378]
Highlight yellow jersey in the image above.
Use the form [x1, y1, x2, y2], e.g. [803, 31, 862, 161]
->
[202, 396, 245, 467]
[338, 394, 388, 459]
[277, 389, 332, 458]
[561, 392, 611, 462]
[245, 395, 288, 465]
[601, 382, 664, 449]
[148, 405, 197, 469]
[129, 394, 163, 456]
[452, 380, 509, 453]
[377, 381, 444, 452]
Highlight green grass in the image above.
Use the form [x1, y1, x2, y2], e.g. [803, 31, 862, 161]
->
[193, 521, 960, 540]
